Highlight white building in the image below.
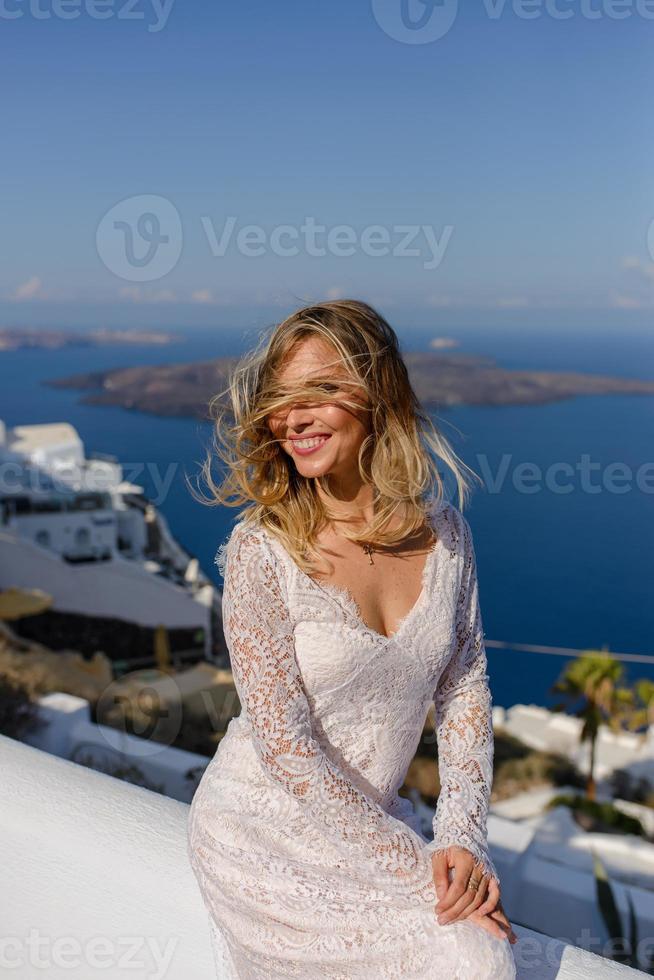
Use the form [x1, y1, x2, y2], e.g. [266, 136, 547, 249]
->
[0, 418, 223, 666]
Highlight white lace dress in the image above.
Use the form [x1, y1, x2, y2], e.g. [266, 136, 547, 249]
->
[187, 499, 517, 979]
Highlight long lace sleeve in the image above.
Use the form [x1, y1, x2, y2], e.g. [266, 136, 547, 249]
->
[424, 511, 500, 886]
[218, 522, 427, 883]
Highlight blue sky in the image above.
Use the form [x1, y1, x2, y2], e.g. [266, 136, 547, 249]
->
[1, 0, 653, 333]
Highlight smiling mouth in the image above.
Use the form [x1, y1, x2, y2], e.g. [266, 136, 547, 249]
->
[289, 435, 331, 453]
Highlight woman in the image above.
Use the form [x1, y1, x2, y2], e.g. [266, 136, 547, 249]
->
[187, 300, 518, 979]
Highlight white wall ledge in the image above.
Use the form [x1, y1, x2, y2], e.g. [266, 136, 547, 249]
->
[1, 734, 649, 979]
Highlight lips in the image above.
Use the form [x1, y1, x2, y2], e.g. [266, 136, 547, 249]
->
[288, 433, 331, 441]
[288, 434, 332, 455]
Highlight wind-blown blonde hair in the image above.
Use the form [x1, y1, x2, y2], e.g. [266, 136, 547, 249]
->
[195, 299, 481, 575]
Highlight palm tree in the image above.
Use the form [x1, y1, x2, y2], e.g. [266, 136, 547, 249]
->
[551, 651, 633, 801]
[624, 679, 654, 734]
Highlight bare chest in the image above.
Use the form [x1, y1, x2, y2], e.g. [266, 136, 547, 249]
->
[309, 526, 437, 640]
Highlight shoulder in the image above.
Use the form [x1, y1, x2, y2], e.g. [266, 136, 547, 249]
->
[214, 518, 272, 579]
[216, 519, 292, 609]
[429, 498, 473, 560]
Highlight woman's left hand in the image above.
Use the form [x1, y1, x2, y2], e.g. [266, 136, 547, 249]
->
[432, 846, 515, 938]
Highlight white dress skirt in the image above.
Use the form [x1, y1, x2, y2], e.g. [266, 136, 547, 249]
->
[187, 499, 518, 979]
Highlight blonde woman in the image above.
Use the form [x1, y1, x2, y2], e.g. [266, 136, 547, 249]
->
[187, 300, 518, 979]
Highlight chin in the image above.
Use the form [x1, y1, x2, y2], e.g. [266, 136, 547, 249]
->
[294, 462, 334, 477]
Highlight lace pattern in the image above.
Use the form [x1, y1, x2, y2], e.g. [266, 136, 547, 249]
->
[424, 512, 499, 883]
[219, 521, 428, 882]
[187, 500, 516, 979]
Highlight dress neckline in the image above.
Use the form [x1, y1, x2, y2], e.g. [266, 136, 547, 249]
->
[262, 497, 444, 647]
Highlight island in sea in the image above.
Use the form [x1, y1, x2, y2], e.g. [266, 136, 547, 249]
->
[0, 327, 182, 352]
[43, 351, 654, 417]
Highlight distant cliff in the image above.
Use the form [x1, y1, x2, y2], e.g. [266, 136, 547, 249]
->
[44, 351, 654, 418]
[0, 328, 180, 352]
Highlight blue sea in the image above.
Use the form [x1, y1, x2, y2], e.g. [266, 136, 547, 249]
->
[1, 326, 652, 710]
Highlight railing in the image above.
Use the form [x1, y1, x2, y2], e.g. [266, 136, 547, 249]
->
[487, 638, 654, 665]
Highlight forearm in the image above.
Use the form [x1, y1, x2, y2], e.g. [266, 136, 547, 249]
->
[426, 676, 499, 883]
[424, 508, 499, 884]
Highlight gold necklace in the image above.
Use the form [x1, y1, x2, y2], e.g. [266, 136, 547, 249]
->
[362, 542, 375, 565]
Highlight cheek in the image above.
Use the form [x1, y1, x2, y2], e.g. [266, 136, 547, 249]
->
[323, 406, 353, 433]
[322, 405, 367, 444]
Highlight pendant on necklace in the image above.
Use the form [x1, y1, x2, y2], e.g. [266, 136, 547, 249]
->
[362, 543, 375, 565]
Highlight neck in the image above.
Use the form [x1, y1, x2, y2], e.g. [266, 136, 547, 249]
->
[314, 473, 377, 529]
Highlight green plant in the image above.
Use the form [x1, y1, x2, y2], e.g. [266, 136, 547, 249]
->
[551, 651, 633, 801]
[0, 674, 45, 740]
[626, 679, 654, 733]
[493, 747, 584, 799]
[548, 792, 645, 837]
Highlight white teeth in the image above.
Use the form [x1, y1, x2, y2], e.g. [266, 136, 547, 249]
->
[293, 437, 328, 449]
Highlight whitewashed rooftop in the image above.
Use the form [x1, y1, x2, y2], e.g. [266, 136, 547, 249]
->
[3, 733, 650, 978]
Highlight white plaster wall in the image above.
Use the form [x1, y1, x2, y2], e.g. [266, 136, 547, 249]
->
[1, 734, 650, 979]
[0, 529, 211, 629]
[494, 704, 654, 785]
[21, 692, 209, 804]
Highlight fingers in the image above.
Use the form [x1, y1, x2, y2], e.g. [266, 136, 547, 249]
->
[489, 906, 519, 945]
[468, 908, 510, 942]
[475, 875, 501, 916]
[432, 847, 472, 911]
[489, 912, 518, 945]
[437, 870, 488, 925]
[431, 849, 451, 903]
[431, 849, 519, 944]
[468, 905, 519, 945]
[455, 874, 490, 921]
[434, 851, 488, 925]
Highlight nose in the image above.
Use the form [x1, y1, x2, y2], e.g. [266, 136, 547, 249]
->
[285, 403, 316, 432]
